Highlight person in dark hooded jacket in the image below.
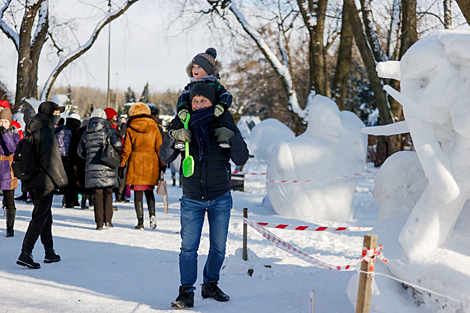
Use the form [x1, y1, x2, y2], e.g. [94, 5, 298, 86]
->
[17, 101, 68, 269]
[57, 113, 81, 208]
[78, 108, 122, 230]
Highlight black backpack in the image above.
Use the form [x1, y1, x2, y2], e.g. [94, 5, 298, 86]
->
[12, 133, 38, 181]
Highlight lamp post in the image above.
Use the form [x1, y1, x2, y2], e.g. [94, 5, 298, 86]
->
[106, 0, 111, 108]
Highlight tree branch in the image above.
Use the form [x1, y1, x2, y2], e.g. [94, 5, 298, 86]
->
[40, 0, 140, 101]
[0, 0, 20, 50]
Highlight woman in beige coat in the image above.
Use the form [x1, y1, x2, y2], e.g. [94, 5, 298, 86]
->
[119, 102, 166, 230]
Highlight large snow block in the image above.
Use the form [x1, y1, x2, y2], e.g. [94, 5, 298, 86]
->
[244, 118, 295, 161]
[266, 95, 367, 223]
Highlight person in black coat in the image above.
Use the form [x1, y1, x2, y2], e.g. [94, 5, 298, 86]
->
[57, 113, 81, 208]
[160, 83, 249, 309]
[78, 109, 122, 230]
[15, 107, 36, 203]
[17, 101, 68, 269]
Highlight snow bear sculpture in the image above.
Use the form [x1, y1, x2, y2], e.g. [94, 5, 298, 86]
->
[266, 95, 367, 223]
[380, 31, 470, 258]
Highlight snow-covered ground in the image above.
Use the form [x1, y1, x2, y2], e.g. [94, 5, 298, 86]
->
[0, 169, 388, 313]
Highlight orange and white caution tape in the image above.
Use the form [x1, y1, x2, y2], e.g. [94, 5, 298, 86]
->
[361, 245, 388, 275]
[244, 218, 360, 271]
[255, 222, 372, 232]
[231, 169, 379, 183]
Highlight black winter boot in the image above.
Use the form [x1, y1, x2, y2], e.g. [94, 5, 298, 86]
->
[5, 209, 15, 237]
[171, 285, 194, 309]
[134, 201, 144, 230]
[147, 192, 156, 230]
[44, 249, 61, 263]
[17, 252, 41, 269]
[201, 281, 230, 302]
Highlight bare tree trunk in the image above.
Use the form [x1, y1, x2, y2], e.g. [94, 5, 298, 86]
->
[14, 0, 48, 113]
[41, 0, 139, 101]
[444, 0, 452, 29]
[331, 0, 353, 110]
[456, 0, 470, 26]
[387, 0, 401, 60]
[345, 0, 401, 165]
[297, 0, 328, 96]
[399, 0, 418, 58]
[360, 0, 386, 62]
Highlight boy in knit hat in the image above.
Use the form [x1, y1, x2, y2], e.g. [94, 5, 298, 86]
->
[175, 48, 233, 149]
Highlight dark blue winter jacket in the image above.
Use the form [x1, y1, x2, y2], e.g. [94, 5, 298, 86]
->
[159, 112, 248, 201]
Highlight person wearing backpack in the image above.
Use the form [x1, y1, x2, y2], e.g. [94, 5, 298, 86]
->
[16, 101, 68, 269]
[0, 108, 21, 237]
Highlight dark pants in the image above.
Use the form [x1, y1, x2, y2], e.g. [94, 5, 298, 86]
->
[3, 189, 15, 212]
[63, 156, 78, 206]
[134, 190, 155, 207]
[21, 189, 55, 254]
[93, 187, 113, 227]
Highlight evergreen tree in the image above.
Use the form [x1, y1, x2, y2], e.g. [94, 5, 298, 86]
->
[140, 82, 149, 103]
[125, 87, 136, 103]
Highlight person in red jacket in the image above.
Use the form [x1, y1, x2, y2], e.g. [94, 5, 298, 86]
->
[0, 101, 24, 140]
[105, 108, 128, 203]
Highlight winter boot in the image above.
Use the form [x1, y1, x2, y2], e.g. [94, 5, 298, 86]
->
[17, 251, 41, 269]
[147, 194, 156, 230]
[201, 281, 230, 302]
[5, 209, 15, 237]
[171, 285, 194, 309]
[44, 249, 61, 263]
[134, 201, 144, 230]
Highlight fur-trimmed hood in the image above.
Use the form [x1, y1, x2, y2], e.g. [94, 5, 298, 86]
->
[128, 102, 151, 117]
[186, 60, 223, 78]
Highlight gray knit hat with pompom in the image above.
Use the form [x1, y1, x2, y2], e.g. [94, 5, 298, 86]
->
[192, 48, 217, 75]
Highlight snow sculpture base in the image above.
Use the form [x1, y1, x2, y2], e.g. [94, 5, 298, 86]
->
[266, 95, 367, 223]
[355, 151, 470, 312]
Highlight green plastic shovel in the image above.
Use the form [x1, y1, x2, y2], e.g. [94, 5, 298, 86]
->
[182, 113, 194, 177]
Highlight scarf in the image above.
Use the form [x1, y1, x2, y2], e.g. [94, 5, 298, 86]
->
[189, 106, 215, 162]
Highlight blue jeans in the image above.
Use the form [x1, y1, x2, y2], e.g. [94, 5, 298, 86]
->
[179, 191, 232, 290]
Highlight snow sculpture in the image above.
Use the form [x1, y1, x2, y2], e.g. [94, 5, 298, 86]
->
[266, 95, 367, 223]
[237, 116, 261, 138]
[378, 31, 470, 258]
[372, 151, 427, 223]
[244, 118, 295, 161]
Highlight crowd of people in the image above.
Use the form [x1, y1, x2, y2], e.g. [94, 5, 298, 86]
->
[1, 47, 249, 310]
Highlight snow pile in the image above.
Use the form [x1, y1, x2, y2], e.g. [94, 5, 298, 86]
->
[244, 118, 295, 161]
[222, 248, 273, 280]
[266, 95, 367, 223]
[349, 30, 470, 312]
[237, 116, 261, 138]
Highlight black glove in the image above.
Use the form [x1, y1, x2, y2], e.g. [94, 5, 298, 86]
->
[57, 186, 69, 195]
[118, 166, 125, 179]
[0, 126, 7, 135]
